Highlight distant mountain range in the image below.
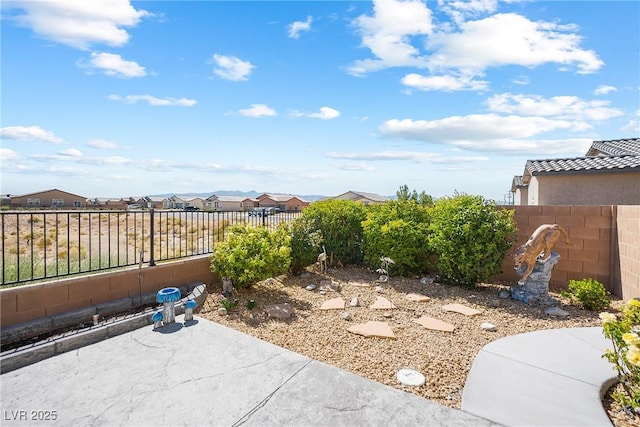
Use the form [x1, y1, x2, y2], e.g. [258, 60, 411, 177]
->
[149, 190, 326, 202]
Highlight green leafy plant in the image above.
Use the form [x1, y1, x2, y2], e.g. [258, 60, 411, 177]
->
[428, 193, 517, 286]
[361, 198, 434, 276]
[565, 278, 610, 311]
[289, 216, 324, 274]
[218, 294, 237, 311]
[295, 199, 367, 266]
[210, 223, 291, 288]
[601, 300, 640, 415]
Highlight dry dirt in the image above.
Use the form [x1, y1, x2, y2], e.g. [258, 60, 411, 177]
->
[199, 265, 638, 427]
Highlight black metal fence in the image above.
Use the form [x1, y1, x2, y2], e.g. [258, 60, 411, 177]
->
[1, 209, 302, 286]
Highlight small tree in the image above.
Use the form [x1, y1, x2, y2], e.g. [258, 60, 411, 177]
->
[210, 223, 291, 288]
[429, 193, 517, 286]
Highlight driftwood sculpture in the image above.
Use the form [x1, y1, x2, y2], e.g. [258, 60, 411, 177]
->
[513, 224, 574, 285]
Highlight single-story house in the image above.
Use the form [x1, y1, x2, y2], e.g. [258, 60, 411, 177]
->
[162, 195, 205, 210]
[329, 191, 389, 205]
[256, 193, 310, 211]
[10, 189, 87, 208]
[512, 138, 640, 205]
[136, 196, 166, 209]
[205, 195, 255, 211]
[86, 197, 129, 210]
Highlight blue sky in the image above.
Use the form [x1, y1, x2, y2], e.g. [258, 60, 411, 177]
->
[1, 0, 639, 201]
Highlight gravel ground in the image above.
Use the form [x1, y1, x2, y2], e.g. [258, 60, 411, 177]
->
[199, 265, 636, 427]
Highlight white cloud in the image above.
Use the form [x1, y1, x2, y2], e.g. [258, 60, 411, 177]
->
[0, 148, 20, 162]
[438, 0, 498, 25]
[620, 110, 640, 134]
[291, 106, 340, 120]
[237, 104, 277, 117]
[0, 126, 64, 144]
[59, 148, 83, 158]
[486, 93, 623, 121]
[288, 16, 313, 39]
[401, 73, 488, 92]
[4, 0, 150, 50]
[379, 114, 592, 154]
[108, 94, 197, 107]
[212, 54, 255, 81]
[326, 150, 488, 165]
[348, 0, 433, 75]
[334, 163, 375, 172]
[511, 75, 530, 86]
[594, 85, 617, 95]
[87, 139, 117, 149]
[426, 13, 603, 75]
[80, 52, 146, 78]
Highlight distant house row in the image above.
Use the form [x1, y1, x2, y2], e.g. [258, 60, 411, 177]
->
[511, 138, 640, 205]
[4, 190, 390, 210]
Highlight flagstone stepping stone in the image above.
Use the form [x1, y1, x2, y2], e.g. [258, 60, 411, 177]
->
[265, 303, 294, 319]
[369, 296, 395, 309]
[442, 303, 482, 316]
[405, 293, 430, 302]
[347, 321, 396, 339]
[397, 369, 426, 386]
[414, 316, 455, 332]
[320, 298, 345, 310]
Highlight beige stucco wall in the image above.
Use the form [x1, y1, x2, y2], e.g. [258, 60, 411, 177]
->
[617, 205, 640, 298]
[528, 172, 640, 205]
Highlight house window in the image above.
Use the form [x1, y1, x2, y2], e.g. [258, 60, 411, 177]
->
[214, 201, 219, 208]
[73, 201, 82, 207]
[52, 199, 64, 207]
[27, 198, 40, 206]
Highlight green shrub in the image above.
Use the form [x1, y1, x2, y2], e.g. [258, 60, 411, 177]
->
[297, 199, 367, 266]
[289, 216, 323, 274]
[209, 223, 291, 288]
[362, 199, 434, 277]
[428, 193, 517, 286]
[566, 278, 610, 311]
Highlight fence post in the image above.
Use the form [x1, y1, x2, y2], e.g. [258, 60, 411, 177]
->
[149, 208, 156, 266]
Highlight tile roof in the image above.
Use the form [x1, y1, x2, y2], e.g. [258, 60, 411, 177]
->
[511, 175, 525, 190]
[586, 138, 640, 156]
[525, 154, 640, 175]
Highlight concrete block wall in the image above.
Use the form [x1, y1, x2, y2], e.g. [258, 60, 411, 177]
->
[617, 205, 640, 299]
[1, 255, 216, 328]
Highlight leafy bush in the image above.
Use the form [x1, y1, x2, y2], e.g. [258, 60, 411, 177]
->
[566, 278, 610, 311]
[600, 301, 640, 413]
[209, 223, 291, 288]
[428, 193, 517, 286]
[289, 216, 323, 274]
[297, 199, 367, 266]
[362, 199, 434, 277]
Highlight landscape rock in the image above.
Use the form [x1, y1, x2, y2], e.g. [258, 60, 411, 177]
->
[341, 312, 352, 321]
[499, 290, 511, 299]
[544, 306, 569, 319]
[305, 284, 317, 291]
[414, 316, 455, 333]
[347, 321, 396, 339]
[419, 277, 434, 285]
[397, 369, 426, 386]
[265, 303, 294, 319]
[481, 322, 497, 332]
[375, 286, 385, 293]
[217, 307, 227, 316]
[320, 298, 345, 310]
[442, 303, 482, 317]
[349, 297, 359, 307]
